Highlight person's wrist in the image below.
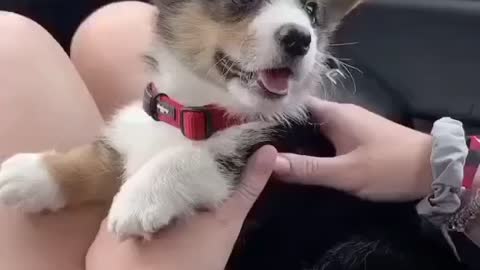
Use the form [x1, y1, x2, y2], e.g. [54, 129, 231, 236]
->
[414, 133, 434, 198]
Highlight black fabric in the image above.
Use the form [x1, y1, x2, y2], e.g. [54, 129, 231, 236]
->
[452, 232, 480, 270]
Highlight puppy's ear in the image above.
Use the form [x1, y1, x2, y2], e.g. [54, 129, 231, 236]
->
[324, 0, 362, 30]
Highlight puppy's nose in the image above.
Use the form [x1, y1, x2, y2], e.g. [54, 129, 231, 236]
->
[276, 24, 311, 58]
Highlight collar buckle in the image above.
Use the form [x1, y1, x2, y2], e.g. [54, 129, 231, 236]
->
[143, 83, 173, 119]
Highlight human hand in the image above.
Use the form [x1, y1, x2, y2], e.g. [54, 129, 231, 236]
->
[86, 145, 277, 270]
[274, 98, 434, 201]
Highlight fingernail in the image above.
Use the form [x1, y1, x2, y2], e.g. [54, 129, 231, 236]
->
[274, 155, 291, 176]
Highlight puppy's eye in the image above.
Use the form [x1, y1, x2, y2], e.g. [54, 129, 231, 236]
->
[304, 1, 318, 25]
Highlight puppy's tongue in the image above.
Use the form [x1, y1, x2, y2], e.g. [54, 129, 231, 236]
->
[258, 68, 292, 95]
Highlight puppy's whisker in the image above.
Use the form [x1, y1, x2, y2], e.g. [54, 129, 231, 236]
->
[323, 53, 363, 74]
[329, 41, 359, 47]
[206, 53, 229, 77]
[237, 35, 249, 81]
[327, 60, 357, 94]
[224, 59, 238, 79]
[318, 76, 330, 100]
[315, 54, 361, 95]
[340, 62, 357, 95]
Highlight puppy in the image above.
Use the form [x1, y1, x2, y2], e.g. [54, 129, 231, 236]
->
[0, 0, 360, 239]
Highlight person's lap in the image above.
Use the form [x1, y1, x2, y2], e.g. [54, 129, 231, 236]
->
[0, 2, 155, 269]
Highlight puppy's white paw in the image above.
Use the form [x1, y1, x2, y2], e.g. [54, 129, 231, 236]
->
[107, 187, 179, 240]
[0, 153, 65, 212]
[106, 146, 233, 240]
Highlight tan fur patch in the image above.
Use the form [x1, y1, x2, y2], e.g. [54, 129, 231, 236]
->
[165, 3, 218, 67]
[43, 141, 123, 207]
[165, 2, 256, 71]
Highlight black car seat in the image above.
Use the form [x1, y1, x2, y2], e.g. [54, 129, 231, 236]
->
[333, 0, 480, 133]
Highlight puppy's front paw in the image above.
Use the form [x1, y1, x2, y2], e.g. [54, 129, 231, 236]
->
[107, 146, 233, 240]
[0, 153, 65, 212]
[107, 187, 179, 240]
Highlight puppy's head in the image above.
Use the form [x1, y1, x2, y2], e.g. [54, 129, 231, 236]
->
[154, 0, 360, 118]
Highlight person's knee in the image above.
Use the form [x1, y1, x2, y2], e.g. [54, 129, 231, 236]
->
[0, 11, 42, 37]
[0, 11, 64, 63]
[70, 1, 156, 118]
[71, 1, 155, 65]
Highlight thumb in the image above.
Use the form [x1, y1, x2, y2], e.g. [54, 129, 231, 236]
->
[218, 145, 277, 220]
[274, 153, 353, 189]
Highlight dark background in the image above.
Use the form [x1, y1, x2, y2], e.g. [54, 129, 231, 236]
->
[1, 0, 480, 133]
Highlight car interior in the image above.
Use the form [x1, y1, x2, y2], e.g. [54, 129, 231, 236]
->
[334, 0, 480, 135]
[1, 0, 479, 268]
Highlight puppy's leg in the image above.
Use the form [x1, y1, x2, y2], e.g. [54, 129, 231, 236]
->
[0, 141, 122, 212]
[107, 122, 273, 239]
[107, 145, 231, 239]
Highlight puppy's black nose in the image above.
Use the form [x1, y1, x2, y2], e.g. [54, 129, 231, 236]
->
[276, 24, 311, 58]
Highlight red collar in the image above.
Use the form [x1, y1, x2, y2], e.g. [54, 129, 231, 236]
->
[143, 83, 243, 140]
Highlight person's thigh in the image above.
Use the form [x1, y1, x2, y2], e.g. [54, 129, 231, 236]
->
[0, 12, 106, 270]
[71, 1, 156, 119]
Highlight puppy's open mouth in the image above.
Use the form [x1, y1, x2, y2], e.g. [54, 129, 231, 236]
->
[215, 51, 293, 97]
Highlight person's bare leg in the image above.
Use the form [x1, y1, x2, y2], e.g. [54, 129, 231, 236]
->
[71, 1, 156, 119]
[0, 12, 106, 270]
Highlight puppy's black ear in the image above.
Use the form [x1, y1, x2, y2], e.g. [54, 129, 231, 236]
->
[324, 0, 361, 30]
